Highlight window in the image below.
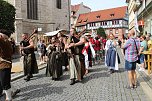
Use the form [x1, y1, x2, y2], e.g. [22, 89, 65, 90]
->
[100, 22, 103, 26]
[72, 11, 76, 15]
[84, 19, 88, 22]
[78, 20, 82, 23]
[27, 0, 38, 20]
[112, 20, 115, 25]
[96, 15, 100, 19]
[117, 20, 119, 24]
[56, 0, 61, 9]
[90, 23, 92, 27]
[105, 22, 107, 25]
[110, 14, 115, 17]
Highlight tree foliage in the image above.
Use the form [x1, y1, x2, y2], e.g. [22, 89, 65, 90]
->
[0, 0, 16, 33]
[97, 27, 106, 38]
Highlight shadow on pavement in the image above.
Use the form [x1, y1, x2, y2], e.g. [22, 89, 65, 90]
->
[137, 74, 151, 84]
[29, 74, 46, 80]
[116, 68, 125, 73]
[89, 66, 108, 73]
[81, 71, 110, 84]
[60, 74, 70, 81]
[14, 83, 66, 101]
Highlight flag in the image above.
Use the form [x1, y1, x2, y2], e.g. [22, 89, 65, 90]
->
[134, 11, 140, 36]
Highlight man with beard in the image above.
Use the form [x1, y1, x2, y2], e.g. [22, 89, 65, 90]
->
[66, 28, 85, 85]
[20, 32, 38, 82]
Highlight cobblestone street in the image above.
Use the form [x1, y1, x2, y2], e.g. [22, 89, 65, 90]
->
[1, 58, 150, 101]
[1, 0, 152, 101]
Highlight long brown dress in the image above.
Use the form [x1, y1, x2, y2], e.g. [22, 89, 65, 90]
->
[46, 43, 63, 80]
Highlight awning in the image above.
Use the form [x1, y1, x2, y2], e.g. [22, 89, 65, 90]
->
[44, 29, 68, 36]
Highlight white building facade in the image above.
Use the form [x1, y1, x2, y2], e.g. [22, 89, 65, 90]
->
[76, 6, 128, 39]
[126, 0, 152, 35]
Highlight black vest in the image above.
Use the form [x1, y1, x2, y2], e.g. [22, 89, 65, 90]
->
[70, 36, 84, 55]
[20, 40, 34, 54]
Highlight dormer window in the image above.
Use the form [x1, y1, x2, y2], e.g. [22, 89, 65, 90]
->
[78, 20, 82, 23]
[84, 18, 88, 22]
[96, 15, 100, 19]
[110, 14, 115, 17]
[72, 11, 76, 15]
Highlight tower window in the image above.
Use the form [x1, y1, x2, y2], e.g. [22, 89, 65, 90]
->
[56, 0, 62, 9]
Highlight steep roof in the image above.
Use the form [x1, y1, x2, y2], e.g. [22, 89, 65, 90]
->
[71, 3, 91, 12]
[71, 4, 80, 12]
[76, 6, 127, 26]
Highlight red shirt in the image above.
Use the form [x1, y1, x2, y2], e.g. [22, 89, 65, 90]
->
[102, 39, 107, 48]
[94, 40, 101, 51]
[89, 38, 95, 45]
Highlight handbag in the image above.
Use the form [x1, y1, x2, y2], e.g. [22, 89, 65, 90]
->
[133, 39, 140, 64]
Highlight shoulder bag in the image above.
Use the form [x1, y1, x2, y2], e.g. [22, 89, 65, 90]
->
[132, 39, 140, 63]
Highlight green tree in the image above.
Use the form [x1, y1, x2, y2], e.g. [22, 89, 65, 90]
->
[97, 27, 106, 38]
[0, 0, 16, 33]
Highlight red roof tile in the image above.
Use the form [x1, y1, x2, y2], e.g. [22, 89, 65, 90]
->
[76, 6, 127, 26]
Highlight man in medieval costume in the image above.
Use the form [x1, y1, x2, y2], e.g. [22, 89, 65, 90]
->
[66, 28, 85, 85]
[20, 32, 38, 82]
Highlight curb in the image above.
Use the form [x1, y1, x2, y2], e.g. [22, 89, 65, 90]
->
[136, 64, 152, 101]
[136, 71, 152, 101]
[11, 64, 47, 82]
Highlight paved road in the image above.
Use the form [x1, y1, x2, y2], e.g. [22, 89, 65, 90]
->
[0, 49, 150, 101]
[1, 66, 150, 101]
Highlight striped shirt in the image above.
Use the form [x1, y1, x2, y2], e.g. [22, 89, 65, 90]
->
[123, 37, 140, 62]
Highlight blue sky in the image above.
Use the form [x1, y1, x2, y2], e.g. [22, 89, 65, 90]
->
[71, 0, 127, 11]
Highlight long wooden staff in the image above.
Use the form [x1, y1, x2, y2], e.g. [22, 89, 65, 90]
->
[26, 29, 38, 41]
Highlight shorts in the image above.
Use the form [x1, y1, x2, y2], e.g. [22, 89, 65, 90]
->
[125, 60, 136, 71]
[139, 54, 145, 64]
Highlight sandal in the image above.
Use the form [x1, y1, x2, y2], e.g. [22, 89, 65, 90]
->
[126, 85, 134, 89]
[133, 85, 137, 88]
[12, 89, 20, 98]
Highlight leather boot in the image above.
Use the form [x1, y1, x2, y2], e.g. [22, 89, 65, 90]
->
[70, 79, 75, 85]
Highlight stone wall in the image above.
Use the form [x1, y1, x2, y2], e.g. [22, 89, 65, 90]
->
[5, 0, 70, 42]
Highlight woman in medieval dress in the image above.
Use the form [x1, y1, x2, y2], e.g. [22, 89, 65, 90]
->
[105, 33, 120, 74]
[46, 36, 63, 80]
